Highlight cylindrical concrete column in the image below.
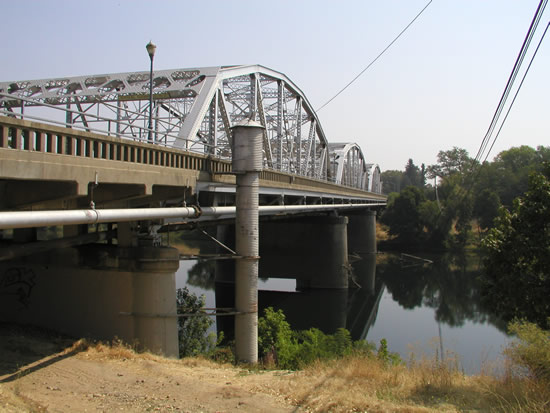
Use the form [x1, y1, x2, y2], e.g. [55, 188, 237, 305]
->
[132, 246, 180, 358]
[347, 209, 377, 255]
[231, 120, 264, 364]
[0, 244, 180, 358]
[260, 215, 349, 289]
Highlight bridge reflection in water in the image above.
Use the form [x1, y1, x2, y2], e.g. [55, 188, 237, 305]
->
[214, 252, 381, 343]
[177, 223, 382, 343]
[180, 248, 510, 373]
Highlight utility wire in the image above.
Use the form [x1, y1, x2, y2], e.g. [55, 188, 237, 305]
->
[450, 17, 549, 224]
[315, 0, 433, 113]
[483, 20, 550, 164]
[434, 3, 548, 226]
[473, 0, 548, 164]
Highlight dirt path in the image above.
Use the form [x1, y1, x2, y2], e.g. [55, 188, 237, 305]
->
[0, 325, 299, 413]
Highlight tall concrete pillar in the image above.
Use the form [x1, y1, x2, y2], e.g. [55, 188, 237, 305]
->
[347, 209, 377, 255]
[231, 120, 264, 364]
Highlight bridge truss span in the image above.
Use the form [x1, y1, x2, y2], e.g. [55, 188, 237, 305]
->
[0, 65, 381, 193]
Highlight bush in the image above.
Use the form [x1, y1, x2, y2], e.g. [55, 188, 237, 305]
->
[258, 307, 300, 368]
[505, 319, 550, 381]
[258, 307, 378, 370]
[176, 287, 217, 358]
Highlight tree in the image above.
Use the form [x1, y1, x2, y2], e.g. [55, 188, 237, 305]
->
[380, 186, 426, 243]
[380, 170, 403, 194]
[402, 159, 423, 188]
[428, 147, 475, 178]
[473, 189, 501, 230]
[481, 165, 550, 328]
[493, 146, 545, 207]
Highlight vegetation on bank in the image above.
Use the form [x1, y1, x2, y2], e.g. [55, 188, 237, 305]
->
[380, 145, 550, 249]
[169, 292, 550, 412]
[480, 164, 550, 329]
[4, 321, 548, 413]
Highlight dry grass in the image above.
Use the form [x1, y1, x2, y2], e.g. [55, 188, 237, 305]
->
[3, 326, 548, 412]
[70, 338, 163, 362]
[376, 222, 392, 241]
[263, 353, 550, 413]
[71, 337, 234, 371]
[272, 356, 483, 412]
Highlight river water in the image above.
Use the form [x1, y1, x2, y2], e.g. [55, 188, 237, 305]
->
[175, 249, 509, 375]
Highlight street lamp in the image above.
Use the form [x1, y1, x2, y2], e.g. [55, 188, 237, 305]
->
[146, 41, 156, 142]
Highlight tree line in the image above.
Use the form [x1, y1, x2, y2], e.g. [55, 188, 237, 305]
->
[379, 145, 550, 249]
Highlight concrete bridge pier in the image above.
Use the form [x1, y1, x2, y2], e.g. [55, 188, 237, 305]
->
[0, 240, 180, 357]
[214, 215, 350, 289]
[260, 215, 350, 290]
[346, 209, 377, 255]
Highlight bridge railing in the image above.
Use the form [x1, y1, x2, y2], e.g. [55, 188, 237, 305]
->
[0, 92, 193, 148]
[0, 115, 385, 201]
[0, 114, 218, 171]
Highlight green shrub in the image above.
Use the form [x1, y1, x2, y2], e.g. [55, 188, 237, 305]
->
[176, 287, 217, 358]
[258, 307, 300, 368]
[258, 307, 379, 370]
[377, 338, 402, 366]
[505, 319, 550, 381]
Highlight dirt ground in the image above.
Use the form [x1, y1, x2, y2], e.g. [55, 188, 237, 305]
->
[0, 325, 301, 413]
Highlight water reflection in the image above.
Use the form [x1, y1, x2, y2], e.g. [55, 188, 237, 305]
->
[179, 249, 509, 372]
[378, 253, 507, 333]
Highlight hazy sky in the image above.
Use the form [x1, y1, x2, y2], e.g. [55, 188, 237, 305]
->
[1, 0, 548, 171]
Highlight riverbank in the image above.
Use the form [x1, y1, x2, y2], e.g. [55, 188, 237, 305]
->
[1, 324, 547, 412]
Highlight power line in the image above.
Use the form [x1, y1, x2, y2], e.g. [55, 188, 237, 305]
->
[315, 0, 433, 113]
[473, 0, 548, 164]
[483, 20, 550, 164]
[434, 3, 549, 227]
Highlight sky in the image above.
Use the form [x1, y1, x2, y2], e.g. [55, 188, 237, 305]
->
[1, 0, 548, 171]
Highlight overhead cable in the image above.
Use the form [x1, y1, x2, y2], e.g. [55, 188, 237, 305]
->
[315, 0, 433, 112]
[473, 0, 548, 164]
[482, 20, 549, 163]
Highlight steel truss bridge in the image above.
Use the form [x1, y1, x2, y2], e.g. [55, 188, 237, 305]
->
[0, 65, 384, 227]
[0, 65, 386, 361]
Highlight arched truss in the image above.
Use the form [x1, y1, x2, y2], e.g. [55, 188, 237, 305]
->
[368, 164, 382, 194]
[0, 65, 330, 180]
[328, 143, 369, 190]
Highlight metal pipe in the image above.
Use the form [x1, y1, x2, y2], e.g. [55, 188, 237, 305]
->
[232, 119, 263, 364]
[0, 204, 383, 230]
[0, 206, 200, 229]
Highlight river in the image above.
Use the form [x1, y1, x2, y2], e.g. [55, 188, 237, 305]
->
[174, 245, 509, 375]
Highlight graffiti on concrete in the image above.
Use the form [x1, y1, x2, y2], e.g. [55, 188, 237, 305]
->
[0, 267, 36, 308]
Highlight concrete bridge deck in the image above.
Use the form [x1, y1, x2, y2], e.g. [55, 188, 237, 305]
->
[0, 115, 385, 212]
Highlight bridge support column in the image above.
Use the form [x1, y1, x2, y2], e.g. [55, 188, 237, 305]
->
[0, 244, 179, 357]
[232, 120, 264, 364]
[347, 209, 377, 255]
[260, 215, 350, 289]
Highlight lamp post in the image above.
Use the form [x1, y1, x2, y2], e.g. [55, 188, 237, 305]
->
[146, 41, 156, 143]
